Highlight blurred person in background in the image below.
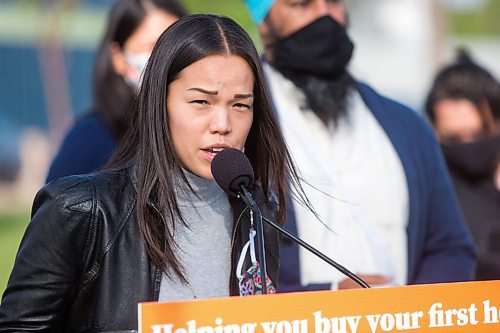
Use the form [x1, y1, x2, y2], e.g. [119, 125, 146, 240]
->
[243, 0, 476, 291]
[0, 14, 311, 332]
[425, 49, 500, 280]
[0, 119, 21, 182]
[45, 0, 188, 183]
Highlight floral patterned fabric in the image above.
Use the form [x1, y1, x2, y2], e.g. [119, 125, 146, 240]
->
[238, 261, 276, 296]
[236, 225, 276, 296]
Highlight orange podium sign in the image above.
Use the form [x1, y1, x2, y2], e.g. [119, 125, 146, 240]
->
[139, 280, 500, 333]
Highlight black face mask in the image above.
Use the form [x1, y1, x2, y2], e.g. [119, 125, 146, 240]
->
[441, 134, 500, 181]
[270, 15, 354, 79]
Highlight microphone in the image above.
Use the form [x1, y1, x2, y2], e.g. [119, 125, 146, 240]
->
[211, 148, 254, 197]
[211, 148, 268, 293]
[211, 148, 370, 289]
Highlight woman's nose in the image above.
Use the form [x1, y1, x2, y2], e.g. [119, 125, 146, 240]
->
[210, 107, 231, 135]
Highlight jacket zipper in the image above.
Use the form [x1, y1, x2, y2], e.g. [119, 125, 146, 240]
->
[229, 205, 250, 294]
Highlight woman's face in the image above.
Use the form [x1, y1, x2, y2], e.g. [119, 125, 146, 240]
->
[434, 98, 483, 143]
[112, 8, 179, 88]
[124, 9, 178, 54]
[167, 54, 255, 179]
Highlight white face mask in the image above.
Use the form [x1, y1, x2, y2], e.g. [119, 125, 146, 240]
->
[122, 51, 150, 90]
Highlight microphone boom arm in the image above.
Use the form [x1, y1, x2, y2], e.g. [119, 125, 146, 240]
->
[262, 216, 371, 289]
[210, 148, 368, 291]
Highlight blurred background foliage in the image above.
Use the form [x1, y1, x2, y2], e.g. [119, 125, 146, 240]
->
[448, 0, 500, 36]
[0, 0, 499, 293]
[0, 213, 30, 291]
[2, 0, 500, 45]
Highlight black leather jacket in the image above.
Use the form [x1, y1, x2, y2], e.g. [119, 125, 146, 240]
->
[0, 169, 281, 332]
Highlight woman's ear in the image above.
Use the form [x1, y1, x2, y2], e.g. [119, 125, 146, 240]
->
[110, 42, 127, 76]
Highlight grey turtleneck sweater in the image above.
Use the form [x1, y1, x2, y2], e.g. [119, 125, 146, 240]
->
[158, 170, 233, 302]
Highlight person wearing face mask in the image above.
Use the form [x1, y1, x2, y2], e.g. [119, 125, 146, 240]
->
[425, 50, 500, 280]
[243, 0, 476, 291]
[45, 0, 188, 183]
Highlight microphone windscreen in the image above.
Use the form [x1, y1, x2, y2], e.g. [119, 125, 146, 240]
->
[211, 148, 254, 196]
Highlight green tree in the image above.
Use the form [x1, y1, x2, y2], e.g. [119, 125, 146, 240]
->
[448, 0, 500, 36]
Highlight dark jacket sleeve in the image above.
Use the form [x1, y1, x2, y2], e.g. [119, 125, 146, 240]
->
[409, 117, 477, 284]
[46, 114, 116, 183]
[0, 178, 93, 332]
[365, 84, 477, 283]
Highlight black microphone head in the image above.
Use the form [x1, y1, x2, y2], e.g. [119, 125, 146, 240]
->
[211, 148, 254, 196]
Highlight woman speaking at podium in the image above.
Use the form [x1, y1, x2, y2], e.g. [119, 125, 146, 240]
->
[0, 14, 310, 332]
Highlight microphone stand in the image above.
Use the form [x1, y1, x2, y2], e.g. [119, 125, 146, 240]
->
[262, 216, 370, 289]
[239, 185, 268, 294]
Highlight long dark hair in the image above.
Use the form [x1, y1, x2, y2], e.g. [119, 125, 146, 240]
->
[92, 0, 187, 139]
[110, 14, 310, 279]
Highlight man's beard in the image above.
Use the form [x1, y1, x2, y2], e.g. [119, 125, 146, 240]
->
[279, 70, 355, 126]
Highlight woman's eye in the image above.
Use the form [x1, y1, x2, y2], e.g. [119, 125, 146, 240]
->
[191, 100, 208, 105]
[234, 103, 251, 110]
